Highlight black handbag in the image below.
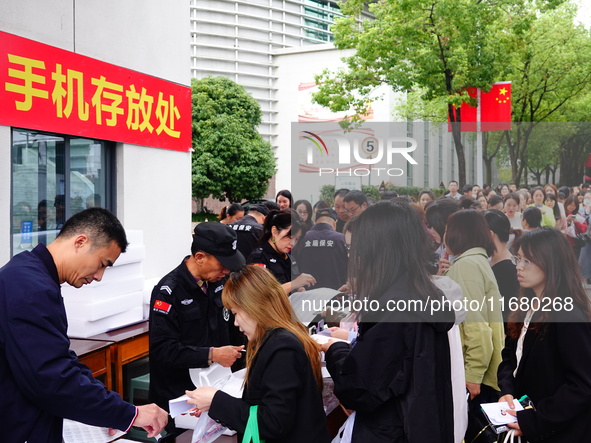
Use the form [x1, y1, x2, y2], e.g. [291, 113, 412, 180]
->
[466, 395, 499, 443]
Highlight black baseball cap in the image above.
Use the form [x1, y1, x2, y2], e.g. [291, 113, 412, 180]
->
[249, 204, 270, 216]
[192, 223, 245, 271]
[315, 208, 338, 222]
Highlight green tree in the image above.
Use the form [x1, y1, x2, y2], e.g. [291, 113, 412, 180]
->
[191, 76, 276, 202]
[501, 2, 591, 185]
[557, 92, 591, 185]
[312, 0, 522, 186]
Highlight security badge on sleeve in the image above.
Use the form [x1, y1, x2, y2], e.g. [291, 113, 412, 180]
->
[153, 299, 172, 314]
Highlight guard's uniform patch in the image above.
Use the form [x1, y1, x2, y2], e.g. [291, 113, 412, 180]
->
[153, 299, 172, 314]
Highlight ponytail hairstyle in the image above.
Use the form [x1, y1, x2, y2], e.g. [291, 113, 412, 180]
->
[485, 209, 522, 250]
[218, 203, 244, 221]
[223, 265, 323, 389]
[259, 209, 293, 245]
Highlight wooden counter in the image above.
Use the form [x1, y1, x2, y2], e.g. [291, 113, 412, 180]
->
[78, 321, 150, 397]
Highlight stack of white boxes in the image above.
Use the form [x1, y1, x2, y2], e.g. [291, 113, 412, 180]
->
[63, 230, 146, 338]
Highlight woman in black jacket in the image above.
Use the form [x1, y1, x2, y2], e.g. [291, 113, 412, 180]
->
[185, 265, 330, 443]
[247, 209, 316, 293]
[322, 201, 455, 442]
[498, 228, 591, 442]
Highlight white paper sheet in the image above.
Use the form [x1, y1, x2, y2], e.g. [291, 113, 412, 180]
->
[289, 287, 340, 324]
[62, 419, 126, 443]
[310, 334, 350, 345]
[480, 401, 524, 425]
[189, 363, 232, 389]
[169, 394, 194, 418]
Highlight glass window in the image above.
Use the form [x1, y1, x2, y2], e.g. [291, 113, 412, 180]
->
[11, 128, 114, 256]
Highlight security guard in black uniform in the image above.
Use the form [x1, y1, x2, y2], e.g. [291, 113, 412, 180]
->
[149, 222, 245, 439]
[228, 203, 269, 260]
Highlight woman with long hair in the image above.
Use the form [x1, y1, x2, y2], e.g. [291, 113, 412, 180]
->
[322, 201, 455, 442]
[444, 209, 505, 442]
[544, 193, 566, 231]
[275, 189, 293, 210]
[217, 203, 244, 225]
[498, 228, 591, 442]
[185, 265, 330, 442]
[247, 209, 315, 293]
[293, 199, 313, 231]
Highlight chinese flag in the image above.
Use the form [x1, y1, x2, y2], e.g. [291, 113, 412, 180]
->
[448, 87, 477, 132]
[480, 82, 512, 131]
[153, 300, 171, 313]
[448, 82, 512, 132]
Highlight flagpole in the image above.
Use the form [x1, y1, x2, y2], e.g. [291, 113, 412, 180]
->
[476, 88, 483, 187]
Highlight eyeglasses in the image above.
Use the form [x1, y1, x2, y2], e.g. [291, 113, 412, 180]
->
[296, 210, 308, 216]
[344, 205, 360, 215]
[510, 255, 532, 268]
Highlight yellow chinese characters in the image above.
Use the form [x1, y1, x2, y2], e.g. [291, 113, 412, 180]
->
[91, 76, 124, 126]
[51, 64, 89, 120]
[5, 54, 49, 111]
[126, 85, 154, 133]
[155, 93, 181, 138]
[4, 53, 183, 139]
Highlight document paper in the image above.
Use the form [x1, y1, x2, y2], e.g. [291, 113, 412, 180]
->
[62, 419, 126, 443]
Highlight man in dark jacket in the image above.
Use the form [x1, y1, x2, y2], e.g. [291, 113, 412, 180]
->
[149, 222, 245, 437]
[228, 204, 269, 260]
[0, 208, 168, 443]
[292, 208, 347, 290]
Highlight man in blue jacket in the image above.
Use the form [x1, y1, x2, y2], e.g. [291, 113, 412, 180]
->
[0, 208, 168, 443]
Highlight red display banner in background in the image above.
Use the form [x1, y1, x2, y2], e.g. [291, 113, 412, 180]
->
[0, 31, 192, 152]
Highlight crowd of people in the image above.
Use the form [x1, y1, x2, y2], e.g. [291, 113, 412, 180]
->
[3, 182, 591, 443]
[183, 184, 591, 442]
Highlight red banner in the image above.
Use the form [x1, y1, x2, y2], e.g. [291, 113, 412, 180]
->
[0, 31, 192, 152]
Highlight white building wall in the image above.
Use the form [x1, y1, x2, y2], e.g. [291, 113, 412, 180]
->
[0, 0, 192, 282]
[275, 44, 471, 201]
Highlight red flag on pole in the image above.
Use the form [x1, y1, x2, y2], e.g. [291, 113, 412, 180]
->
[480, 82, 512, 131]
[448, 82, 512, 132]
[447, 87, 477, 132]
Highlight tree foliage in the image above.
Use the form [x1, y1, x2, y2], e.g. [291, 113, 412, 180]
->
[191, 76, 276, 202]
[501, 2, 591, 185]
[312, 0, 591, 186]
[312, 0, 520, 185]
